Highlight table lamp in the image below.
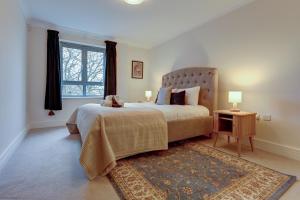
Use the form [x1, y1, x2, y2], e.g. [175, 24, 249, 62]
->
[228, 91, 242, 112]
[145, 91, 152, 102]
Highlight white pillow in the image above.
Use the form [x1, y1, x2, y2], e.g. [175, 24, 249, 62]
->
[173, 86, 200, 105]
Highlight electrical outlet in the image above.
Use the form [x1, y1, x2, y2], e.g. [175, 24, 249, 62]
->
[263, 114, 272, 121]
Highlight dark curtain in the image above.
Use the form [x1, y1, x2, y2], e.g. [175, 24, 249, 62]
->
[104, 40, 117, 98]
[45, 30, 62, 116]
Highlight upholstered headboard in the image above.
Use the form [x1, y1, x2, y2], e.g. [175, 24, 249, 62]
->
[162, 67, 218, 115]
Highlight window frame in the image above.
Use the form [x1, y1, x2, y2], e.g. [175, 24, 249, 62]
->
[60, 41, 106, 98]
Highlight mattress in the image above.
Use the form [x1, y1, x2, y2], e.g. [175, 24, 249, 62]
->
[125, 103, 213, 142]
[124, 102, 210, 121]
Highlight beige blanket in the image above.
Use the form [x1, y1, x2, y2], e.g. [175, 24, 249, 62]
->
[67, 104, 168, 180]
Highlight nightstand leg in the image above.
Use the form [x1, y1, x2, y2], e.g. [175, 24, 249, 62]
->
[249, 137, 254, 152]
[213, 133, 219, 147]
[237, 137, 241, 157]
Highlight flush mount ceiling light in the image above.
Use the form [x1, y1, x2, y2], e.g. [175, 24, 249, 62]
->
[124, 0, 145, 5]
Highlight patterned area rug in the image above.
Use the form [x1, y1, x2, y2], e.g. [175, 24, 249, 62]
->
[108, 139, 296, 200]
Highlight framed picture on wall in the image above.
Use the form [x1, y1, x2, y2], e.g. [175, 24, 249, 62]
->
[132, 61, 144, 79]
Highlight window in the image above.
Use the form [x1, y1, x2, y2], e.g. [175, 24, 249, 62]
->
[60, 42, 105, 98]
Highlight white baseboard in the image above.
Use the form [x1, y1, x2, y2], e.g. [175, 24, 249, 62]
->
[254, 138, 300, 161]
[29, 120, 66, 130]
[0, 127, 28, 173]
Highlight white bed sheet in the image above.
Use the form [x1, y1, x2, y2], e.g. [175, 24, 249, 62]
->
[124, 102, 210, 121]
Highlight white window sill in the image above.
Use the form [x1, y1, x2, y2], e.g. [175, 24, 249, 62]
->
[62, 97, 103, 100]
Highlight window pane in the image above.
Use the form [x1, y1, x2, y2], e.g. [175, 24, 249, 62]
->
[62, 47, 82, 81]
[62, 85, 83, 96]
[87, 51, 104, 82]
[86, 85, 104, 97]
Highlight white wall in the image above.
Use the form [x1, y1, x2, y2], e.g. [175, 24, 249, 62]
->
[117, 44, 150, 102]
[149, 0, 300, 159]
[0, 0, 28, 157]
[27, 25, 150, 129]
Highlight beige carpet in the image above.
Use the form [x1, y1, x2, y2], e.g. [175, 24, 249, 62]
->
[0, 127, 299, 200]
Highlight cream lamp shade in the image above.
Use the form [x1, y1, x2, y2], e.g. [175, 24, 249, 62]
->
[145, 91, 152, 101]
[228, 91, 242, 112]
[124, 0, 144, 5]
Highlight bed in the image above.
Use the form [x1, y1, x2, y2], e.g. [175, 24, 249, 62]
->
[67, 67, 218, 180]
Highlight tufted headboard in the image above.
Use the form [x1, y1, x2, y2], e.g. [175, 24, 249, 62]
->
[162, 67, 218, 115]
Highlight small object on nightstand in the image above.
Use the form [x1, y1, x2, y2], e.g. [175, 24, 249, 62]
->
[213, 110, 256, 157]
[228, 91, 242, 112]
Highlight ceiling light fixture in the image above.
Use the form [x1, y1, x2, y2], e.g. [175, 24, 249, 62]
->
[124, 0, 145, 5]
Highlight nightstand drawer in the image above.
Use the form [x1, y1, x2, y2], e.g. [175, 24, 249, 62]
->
[232, 115, 256, 137]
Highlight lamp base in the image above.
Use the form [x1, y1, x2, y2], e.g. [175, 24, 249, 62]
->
[230, 102, 240, 112]
[230, 108, 241, 112]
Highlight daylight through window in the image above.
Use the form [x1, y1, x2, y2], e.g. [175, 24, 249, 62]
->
[60, 42, 105, 98]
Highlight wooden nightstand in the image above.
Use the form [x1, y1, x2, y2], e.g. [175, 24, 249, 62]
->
[213, 110, 256, 157]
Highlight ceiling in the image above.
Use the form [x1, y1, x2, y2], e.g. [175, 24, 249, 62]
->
[23, 0, 254, 49]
